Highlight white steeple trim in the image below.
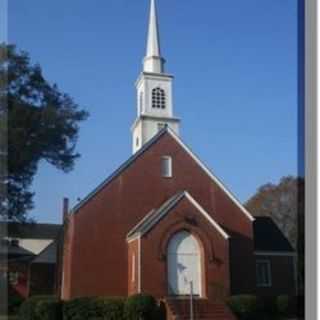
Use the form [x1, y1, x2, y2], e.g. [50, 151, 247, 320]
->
[132, 0, 180, 153]
[143, 0, 165, 73]
[146, 0, 161, 57]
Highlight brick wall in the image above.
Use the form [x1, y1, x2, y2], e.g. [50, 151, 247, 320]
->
[61, 132, 254, 299]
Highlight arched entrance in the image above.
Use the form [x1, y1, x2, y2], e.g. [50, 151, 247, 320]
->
[167, 231, 202, 296]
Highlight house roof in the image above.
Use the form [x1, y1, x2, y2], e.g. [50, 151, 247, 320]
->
[71, 127, 254, 222]
[32, 241, 57, 264]
[0, 222, 61, 240]
[127, 191, 229, 241]
[253, 216, 294, 252]
[0, 241, 35, 258]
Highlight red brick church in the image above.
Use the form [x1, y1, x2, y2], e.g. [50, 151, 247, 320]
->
[61, 0, 295, 317]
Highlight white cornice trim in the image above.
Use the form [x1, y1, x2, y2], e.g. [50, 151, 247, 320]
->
[138, 237, 141, 293]
[184, 192, 230, 240]
[127, 191, 229, 241]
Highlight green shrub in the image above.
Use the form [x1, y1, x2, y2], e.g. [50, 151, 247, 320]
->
[277, 295, 289, 315]
[8, 288, 24, 315]
[63, 297, 99, 320]
[18, 295, 59, 320]
[97, 297, 125, 320]
[124, 294, 159, 320]
[227, 295, 258, 320]
[36, 297, 62, 320]
[63, 296, 126, 320]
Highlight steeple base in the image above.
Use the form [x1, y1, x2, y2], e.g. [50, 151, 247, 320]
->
[131, 115, 180, 153]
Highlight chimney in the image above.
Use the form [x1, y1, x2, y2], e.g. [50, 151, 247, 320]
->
[62, 197, 69, 222]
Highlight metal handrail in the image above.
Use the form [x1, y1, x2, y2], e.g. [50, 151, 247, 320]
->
[190, 281, 194, 320]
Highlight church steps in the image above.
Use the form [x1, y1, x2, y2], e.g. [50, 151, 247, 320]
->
[164, 298, 237, 320]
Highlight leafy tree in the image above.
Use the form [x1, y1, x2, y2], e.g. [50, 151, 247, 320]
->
[245, 175, 305, 293]
[245, 176, 304, 248]
[0, 44, 88, 221]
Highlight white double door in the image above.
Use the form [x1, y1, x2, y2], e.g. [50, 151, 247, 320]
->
[167, 231, 201, 296]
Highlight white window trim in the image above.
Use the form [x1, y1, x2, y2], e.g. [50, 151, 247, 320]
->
[132, 254, 135, 283]
[138, 237, 141, 293]
[256, 259, 272, 287]
[161, 156, 172, 178]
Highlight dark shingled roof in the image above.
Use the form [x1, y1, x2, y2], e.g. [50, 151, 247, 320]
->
[32, 241, 57, 264]
[0, 222, 61, 240]
[253, 216, 294, 252]
[0, 242, 35, 258]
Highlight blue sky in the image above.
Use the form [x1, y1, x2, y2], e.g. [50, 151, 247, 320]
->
[8, 0, 298, 224]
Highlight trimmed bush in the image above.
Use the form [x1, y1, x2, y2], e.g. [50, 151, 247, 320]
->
[97, 297, 125, 320]
[227, 295, 258, 320]
[18, 295, 60, 320]
[63, 297, 100, 320]
[8, 288, 24, 315]
[124, 293, 159, 320]
[36, 297, 62, 320]
[63, 296, 126, 320]
[277, 295, 289, 315]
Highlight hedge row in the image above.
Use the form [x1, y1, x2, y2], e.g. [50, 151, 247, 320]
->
[227, 294, 303, 320]
[19, 293, 164, 320]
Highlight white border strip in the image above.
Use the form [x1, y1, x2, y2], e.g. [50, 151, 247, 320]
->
[167, 128, 255, 222]
[138, 237, 141, 293]
[184, 191, 230, 239]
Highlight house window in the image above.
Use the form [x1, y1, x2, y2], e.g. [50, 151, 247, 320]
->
[8, 272, 19, 286]
[161, 156, 172, 178]
[152, 87, 166, 109]
[132, 254, 135, 283]
[256, 260, 272, 287]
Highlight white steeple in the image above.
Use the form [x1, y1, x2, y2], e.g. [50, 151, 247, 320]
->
[143, 0, 165, 73]
[131, 0, 180, 154]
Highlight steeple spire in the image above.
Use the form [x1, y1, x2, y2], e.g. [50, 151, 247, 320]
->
[132, 0, 180, 154]
[143, 0, 165, 73]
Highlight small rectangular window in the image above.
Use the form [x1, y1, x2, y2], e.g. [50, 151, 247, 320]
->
[161, 156, 172, 178]
[256, 260, 272, 287]
[9, 272, 19, 286]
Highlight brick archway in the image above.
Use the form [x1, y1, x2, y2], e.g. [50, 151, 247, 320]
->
[158, 220, 215, 298]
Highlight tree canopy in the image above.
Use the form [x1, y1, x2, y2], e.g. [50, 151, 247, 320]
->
[245, 175, 304, 248]
[0, 44, 88, 221]
[245, 175, 305, 293]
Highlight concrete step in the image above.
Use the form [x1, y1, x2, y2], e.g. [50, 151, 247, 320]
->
[164, 298, 237, 320]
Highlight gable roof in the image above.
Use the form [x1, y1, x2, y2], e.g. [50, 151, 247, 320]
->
[71, 127, 254, 222]
[0, 241, 35, 258]
[32, 241, 57, 264]
[253, 216, 294, 252]
[127, 191, 229, 241]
